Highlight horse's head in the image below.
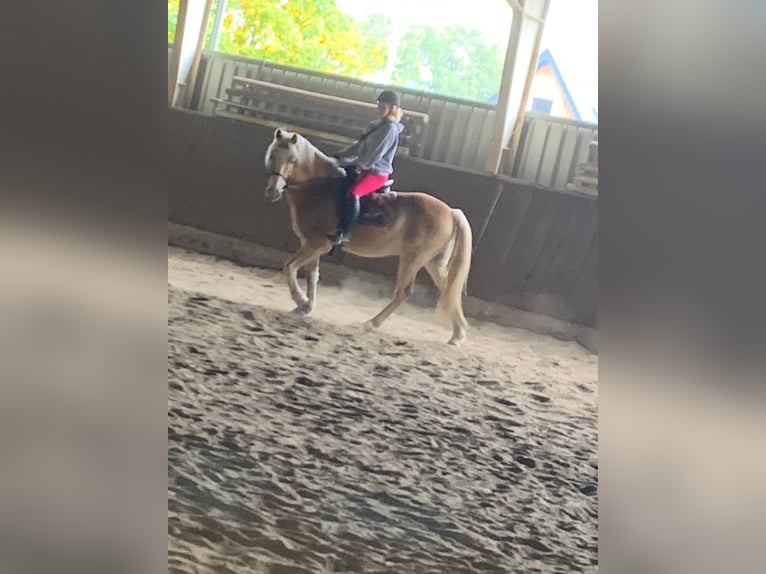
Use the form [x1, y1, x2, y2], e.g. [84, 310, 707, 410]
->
[264, 128, 301, 202]
[265, 128, 346, 201]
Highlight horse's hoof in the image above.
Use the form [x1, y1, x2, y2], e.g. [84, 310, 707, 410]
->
[364, 319, 377, 331]
[292, 301, 313, 315]
[447, 335, 465, 346]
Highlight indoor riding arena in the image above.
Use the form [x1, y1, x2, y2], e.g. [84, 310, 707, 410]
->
[168, 1, 597, 572]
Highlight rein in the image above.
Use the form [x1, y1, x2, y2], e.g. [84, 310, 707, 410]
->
[272, 174, 340, 191]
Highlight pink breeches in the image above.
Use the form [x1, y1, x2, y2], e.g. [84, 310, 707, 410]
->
[348, 172, 390, 198]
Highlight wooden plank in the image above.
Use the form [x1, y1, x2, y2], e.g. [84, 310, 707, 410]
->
[212, 108, 412, 158]
[525, 121, 550, 183]
[536, 121, 563, 187]
[214, 98, 389, 143]
[219, 59, 236, 107]
[244, 62, 258, 80]
[308, 75, 322, 97]
[444, 105, 472, 165]
[514, 124, 534, 179]
[566, 182, 598, 196]
[432, 102, 460, 161]
[272, 67, 286, 85]
[283, 70, 296, 87]
[515, 118, 544, 181]
[459, 106, 486, 168]
[259, 64, 273, 83]
[524, 195, 572, 285]
[553, 124, 580, 190]
[546, 197, 597, 303]
[230, 76, 430, 123]
[496, 189, 560, 307]
[474, 109, 496, 172]
[579, 162, 598, 175]
[572, 173, 599, 185]
[220, 78, 429, 153]
[568, 231, 598, 326]
[568, 128, 591, 182]
[470, 182, 504, 255]
[523, 195, 589, 320]
[468, 185, 534, 301]
[422, 97, 445, 160]
[200, 55, 225, 115]
[232, 60, 245, 81]
[408, 115, 428, 158]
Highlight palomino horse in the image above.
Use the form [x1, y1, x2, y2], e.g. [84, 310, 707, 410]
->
[264, 128, 473, 345]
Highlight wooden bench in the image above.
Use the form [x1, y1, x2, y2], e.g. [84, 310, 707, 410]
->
[211, 76, 429, 158]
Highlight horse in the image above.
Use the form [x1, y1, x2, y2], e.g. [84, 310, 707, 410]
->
[264, 128, 473, 345]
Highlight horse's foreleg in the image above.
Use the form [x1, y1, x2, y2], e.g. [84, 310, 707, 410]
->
[304, 257, 320, 315]
[284, 244, 327, 314]
[367, 255, 423, 329]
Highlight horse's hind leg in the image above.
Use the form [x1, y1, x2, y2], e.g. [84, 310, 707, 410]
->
[426, 258, 467, 346]
[367, 255, 424, 329]
[425, 257, 447, 292]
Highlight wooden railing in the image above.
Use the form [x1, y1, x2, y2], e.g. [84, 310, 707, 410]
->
[183, 51, 598, 193]
[194, 52, 496, 170]
[509, 112, 598, 193]
[212, 76, 429, 157]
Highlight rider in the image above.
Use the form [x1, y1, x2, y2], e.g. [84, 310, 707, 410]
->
[330, 89, 404, 246]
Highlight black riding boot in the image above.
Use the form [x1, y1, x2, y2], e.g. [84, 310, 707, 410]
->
[331, 168, 357, 244]
[334, 194, 359, 246]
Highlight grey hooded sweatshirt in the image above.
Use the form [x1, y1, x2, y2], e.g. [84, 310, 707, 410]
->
[336, 119, 404, 175]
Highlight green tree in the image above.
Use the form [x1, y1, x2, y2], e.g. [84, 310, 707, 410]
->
[392, 25, 504, 101]
[168, 0, 180, 44]
[219, 0, 387, 78]
[168, 1, 504, 102]
[359, 12, 393, 45]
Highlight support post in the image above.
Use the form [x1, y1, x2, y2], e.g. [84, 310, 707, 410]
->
[167, 0, 215, 108]
[484, 0, 550, 174]
[209, 0, 228, 52]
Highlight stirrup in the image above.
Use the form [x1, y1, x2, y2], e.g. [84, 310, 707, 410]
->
[329, 231, 350, 246]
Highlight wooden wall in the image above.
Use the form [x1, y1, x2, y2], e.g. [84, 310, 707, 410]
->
[169, 110, 597, 326]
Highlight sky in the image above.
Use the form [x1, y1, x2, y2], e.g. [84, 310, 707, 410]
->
[335, 0, 598, 119]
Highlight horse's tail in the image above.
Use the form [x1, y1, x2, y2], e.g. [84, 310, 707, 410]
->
[436, 209, 472, 328]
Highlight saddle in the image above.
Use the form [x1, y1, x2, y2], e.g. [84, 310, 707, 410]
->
[358, 181, 397, 227]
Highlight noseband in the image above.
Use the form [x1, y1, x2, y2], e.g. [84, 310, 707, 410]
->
[270, 170, 293, 190]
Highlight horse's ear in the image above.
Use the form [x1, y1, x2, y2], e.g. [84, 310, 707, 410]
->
[290, 133, 298, 145]
[275, 128, 283, 139]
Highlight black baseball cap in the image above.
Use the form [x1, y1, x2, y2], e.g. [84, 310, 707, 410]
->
[376, 90, 400, 106]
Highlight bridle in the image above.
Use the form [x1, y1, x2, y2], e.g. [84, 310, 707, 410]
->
[269, 170, 294, 193]
[268, 171, 339, 192]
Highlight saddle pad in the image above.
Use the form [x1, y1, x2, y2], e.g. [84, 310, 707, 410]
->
[358, 191, 398, 227]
